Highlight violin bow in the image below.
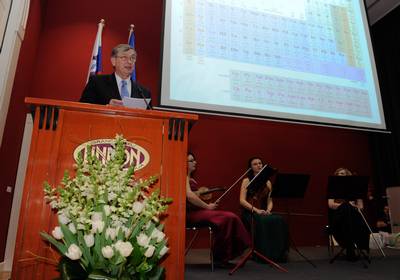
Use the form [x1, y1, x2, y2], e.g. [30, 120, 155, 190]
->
[215, 168, 251, 204]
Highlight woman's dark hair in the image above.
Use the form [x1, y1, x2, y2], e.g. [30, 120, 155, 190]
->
[187, 152, 196, 178]
[247, 157, 263, 181]
[188, 152, 195, 160]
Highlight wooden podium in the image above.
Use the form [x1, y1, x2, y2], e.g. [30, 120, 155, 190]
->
[11, 98, 197, 280]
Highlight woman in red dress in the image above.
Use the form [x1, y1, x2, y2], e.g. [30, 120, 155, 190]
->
[186, 153, 250, 265]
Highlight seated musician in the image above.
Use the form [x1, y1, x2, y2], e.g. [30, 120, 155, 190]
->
[186, 153, 250, 266]
[239, 157, 289, 262]
[328, 167, 370, 261]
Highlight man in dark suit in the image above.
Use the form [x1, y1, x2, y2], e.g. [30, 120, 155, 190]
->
[80, 44, 151, 107]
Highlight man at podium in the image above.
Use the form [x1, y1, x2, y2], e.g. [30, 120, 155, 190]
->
[80, 44, 151, 106]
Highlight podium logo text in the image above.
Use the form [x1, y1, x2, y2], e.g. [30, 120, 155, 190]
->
[73, 139, 150, 171]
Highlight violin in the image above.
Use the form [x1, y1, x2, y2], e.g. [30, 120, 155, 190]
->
[194, 187, 225, 201]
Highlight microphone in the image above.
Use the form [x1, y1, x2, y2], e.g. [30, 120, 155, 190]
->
[137, 85, 152, 110]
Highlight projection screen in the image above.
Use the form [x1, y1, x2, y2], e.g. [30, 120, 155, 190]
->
[160, 0, 386, 130]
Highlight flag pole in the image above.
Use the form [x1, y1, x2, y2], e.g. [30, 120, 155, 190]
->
[86, 19, 105, 82]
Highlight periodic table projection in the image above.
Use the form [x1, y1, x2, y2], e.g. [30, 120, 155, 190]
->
[160, 0, 386, 130]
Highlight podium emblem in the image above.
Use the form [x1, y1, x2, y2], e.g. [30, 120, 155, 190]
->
[73, 138, 150, 171]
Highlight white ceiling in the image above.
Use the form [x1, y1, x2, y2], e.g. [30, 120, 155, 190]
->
[366, 0, 400, 25]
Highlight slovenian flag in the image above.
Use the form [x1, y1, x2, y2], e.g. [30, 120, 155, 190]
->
[128, 24, 136, 81]
[87, 19, 105, 81]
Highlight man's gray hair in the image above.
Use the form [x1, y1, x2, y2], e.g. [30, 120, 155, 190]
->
[111, 44, 136, 57]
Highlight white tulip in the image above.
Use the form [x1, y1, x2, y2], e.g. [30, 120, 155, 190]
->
[101, 246, 114, 259]
[105, 228, 117, 240]
[132, 201, 144, 214]
[52, 226, 64, 240]
[151, 228, 165, 243]
[91, 212, 103, 222]
[151, 228, 160, 239]
[159, 246, 169, 257]
[136, 233, 150, 248]
[103, 205, 111, 216]
[68, 223, 77, 234]
[58, 213, 70, 225]
[144, 245, 155, 258]
[91, 220, 105, 233]
[84, 234, 94, 247]
[65, 244, 82, 260]
[114, 240, 133, 257]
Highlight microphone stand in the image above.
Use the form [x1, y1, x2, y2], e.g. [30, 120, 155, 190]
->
[137, 86, 152, 110]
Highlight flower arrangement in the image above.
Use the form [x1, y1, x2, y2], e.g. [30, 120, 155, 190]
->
[40, 135, 171, 280]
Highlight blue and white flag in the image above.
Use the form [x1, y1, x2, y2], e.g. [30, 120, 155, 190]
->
[87, 19, 105, 81]
[128, 24, 136, 81]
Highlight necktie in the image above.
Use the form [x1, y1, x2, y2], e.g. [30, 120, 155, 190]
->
[120, 80, 130, 98]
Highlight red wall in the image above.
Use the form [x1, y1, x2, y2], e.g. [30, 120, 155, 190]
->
[30, 0, 163, 101]
[0, 0, 374, 260]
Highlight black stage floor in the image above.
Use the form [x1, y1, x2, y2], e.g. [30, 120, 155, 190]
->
[185, 246, 400, 280]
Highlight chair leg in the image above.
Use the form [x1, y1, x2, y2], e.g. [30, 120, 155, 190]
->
[328, 235, 334, 257]
[185, 229, 199, 256]
[209, 227, 214, 272]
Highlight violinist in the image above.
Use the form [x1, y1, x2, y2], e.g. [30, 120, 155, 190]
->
[239, 157, 289, 262]
[328, 167, 370, 261]
[186, 153, 250, 266]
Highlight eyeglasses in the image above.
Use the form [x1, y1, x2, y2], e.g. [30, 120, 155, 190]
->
[116, 55, 136, 62]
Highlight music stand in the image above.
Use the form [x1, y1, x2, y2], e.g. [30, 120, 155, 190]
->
[327, 175, 384, 266]
[272, 173, 315, 267]
[229, 165, 288, 275]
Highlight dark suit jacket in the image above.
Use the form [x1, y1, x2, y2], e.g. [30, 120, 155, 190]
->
[80, 73, 151, 105]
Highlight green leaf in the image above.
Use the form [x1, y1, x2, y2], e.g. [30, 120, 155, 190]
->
[40, 231, 67, 255]
[60, 223, 77, 247]
[77, 231, 93, 267]
[87, 270, 117, 280]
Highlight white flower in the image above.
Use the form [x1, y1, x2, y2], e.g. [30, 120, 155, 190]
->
[101, 245, 114, 259]
[52, 226, 63, 240]
[144, 245, 155, 258]
[132, 201, 144, 214]
[58, 213, 70, 225]
[137, 233, 150, 247]
[104, 205, 111, 216]
[68, 223, 77, 234]
[50, 201, 57, 209]
[77, 223, 85, 230]
[84, 234, 94, 247]
[105, 228, 117, 240]
[151, 228, 165, 243]
[159, 246, 169, 257]
[91, 212, 103, 222]
[108, 192, 117, 201]
[122, 226, 132, 239]
[114, 240, 133, 257]
[65, 244, 82, 260]
[91, 220, 105, 233]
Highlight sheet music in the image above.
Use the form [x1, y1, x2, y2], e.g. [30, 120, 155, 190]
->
[122, 97, 151, 109]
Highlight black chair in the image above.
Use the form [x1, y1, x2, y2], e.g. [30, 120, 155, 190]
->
[325, 224, 336, 257]
[185, 224, 214, 271]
